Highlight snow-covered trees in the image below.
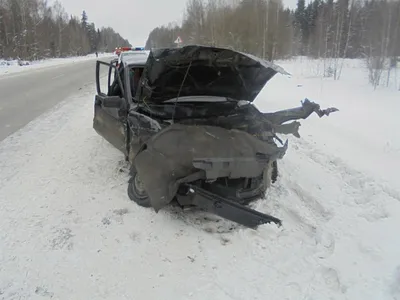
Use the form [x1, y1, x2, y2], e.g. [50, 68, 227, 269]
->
[0, 0, 130, 60]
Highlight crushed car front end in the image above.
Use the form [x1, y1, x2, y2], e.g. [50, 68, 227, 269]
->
[131, 121, 287, 227]
[123, 45, 338, 229]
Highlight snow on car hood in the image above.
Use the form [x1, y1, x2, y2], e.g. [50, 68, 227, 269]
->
[139, 45, 289, 103]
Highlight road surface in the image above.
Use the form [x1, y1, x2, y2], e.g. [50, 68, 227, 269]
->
[0, 57, 111, 141]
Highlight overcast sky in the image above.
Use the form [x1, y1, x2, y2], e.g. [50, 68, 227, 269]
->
[51, 0, 298, 47]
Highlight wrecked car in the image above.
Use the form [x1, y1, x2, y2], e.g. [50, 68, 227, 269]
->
[93, 45, 338, 229]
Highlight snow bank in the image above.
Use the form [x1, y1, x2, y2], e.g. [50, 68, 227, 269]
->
[0, 59, 399, 300]
[275, 56, 400, 91]
[0, 52, 116, 77]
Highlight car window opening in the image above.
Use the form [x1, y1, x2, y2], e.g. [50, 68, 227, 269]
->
[130, 67, 144, 99]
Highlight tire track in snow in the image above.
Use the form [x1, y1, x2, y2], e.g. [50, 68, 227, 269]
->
[292, 136, 400, 222]
[273, 180, 343, 295]
[219, 148, 347, 298]
[266, 133, 400, 299]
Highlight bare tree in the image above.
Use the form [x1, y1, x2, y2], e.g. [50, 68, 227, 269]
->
[144, 0, 400, 87]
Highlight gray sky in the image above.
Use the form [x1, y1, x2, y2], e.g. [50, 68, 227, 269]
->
[52, 0, 297, 46]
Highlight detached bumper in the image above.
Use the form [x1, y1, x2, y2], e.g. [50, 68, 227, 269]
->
[185, 184, 282, 229]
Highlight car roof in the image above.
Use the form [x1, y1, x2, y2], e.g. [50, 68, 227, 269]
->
[122, 51, 149, 66]
[120, 50, 145, 56]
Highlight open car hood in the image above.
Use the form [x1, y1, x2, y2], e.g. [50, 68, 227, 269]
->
[139, 45, 289, 103]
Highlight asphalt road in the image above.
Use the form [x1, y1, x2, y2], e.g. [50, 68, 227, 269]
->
[0, 57, 112, 142]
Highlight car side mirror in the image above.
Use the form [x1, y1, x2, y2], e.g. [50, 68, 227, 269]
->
[103, 96, 123, 108]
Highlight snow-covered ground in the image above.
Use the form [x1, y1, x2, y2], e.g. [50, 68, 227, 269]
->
[0, 52, 115, 77]
[0, 58, 399, 300]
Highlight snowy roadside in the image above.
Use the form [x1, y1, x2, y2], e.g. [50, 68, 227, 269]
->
[257, 57, 400, 189]
[0, 52, 115, 77]
[0, 59, 399, 300]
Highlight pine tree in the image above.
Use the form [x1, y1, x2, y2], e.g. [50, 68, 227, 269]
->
[81, 10, 88, 31]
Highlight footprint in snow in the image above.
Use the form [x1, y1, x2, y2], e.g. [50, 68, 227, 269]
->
[357, 241, 382, 262]
[103, 208, 130, 225]
[168, 206, 238, 234]
[101, 217, 111, 225]
[113, 208, 129, 216]
[50, 227, 74, 250]
[64, 209, 81, 224]
[35, 286, 54, 298]
[285, 282, 302, 295]
[220, 236, 231, 246]
[116, 160, 130, 174]
[129, 231, 140, 242]
[320, 266, 343, 292]
[315, 229, 335, 259]
[359, 206, 389, 222]
[389, 265, 400, 300]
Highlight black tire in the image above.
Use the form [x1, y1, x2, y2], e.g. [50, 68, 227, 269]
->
[127, 170, 151, 207]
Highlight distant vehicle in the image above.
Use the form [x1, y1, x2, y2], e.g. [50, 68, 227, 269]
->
[93, 45, 338, 229]
[114, 46, 145, 57]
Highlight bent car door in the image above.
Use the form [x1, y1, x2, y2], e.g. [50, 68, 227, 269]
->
[93, 60, 128, 156]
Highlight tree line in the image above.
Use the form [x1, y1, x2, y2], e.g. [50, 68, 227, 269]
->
[145, 0, 400, 86]
[0, 0, 131, 60]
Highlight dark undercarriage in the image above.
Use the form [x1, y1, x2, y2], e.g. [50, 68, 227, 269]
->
[93, 45, 338, 229]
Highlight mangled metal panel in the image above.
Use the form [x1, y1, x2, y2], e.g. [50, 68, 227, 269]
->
[133, 124, 288, 211]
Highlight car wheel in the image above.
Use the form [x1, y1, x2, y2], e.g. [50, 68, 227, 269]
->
[127, 170, 151, 207]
